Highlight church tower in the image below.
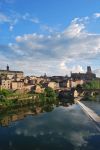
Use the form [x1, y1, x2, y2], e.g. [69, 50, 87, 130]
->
[7, 65, 9, 71]
[87, 66, 92, 74]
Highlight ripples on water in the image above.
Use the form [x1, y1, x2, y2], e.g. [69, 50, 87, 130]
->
[0, 102, 100, 150]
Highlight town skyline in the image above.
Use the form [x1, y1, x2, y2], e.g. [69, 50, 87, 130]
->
[0, 65, 99, 78]
[0, 0, 100, 76]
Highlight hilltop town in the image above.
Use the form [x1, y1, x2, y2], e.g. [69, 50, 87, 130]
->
[0, 65, 100, 126]
[0, 65, 99, 94]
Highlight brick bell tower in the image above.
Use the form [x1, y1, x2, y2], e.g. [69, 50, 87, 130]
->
[7, 64, 9, 71]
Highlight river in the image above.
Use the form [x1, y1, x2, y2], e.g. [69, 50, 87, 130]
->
[0, 102, 100, 150]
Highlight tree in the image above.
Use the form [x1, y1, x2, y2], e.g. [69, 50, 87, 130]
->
[44, 87, 57, 99]
[0, 89, 12, 97]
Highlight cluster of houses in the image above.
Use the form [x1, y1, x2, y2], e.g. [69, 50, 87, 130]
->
[0, 65, 97, 94]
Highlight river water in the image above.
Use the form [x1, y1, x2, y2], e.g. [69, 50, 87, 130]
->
[0, 103, 100, 150]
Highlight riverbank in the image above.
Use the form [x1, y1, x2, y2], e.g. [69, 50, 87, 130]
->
[0, 87, 58, 111]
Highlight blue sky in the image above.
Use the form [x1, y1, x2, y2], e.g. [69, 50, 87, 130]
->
[0, 0, 100, 76]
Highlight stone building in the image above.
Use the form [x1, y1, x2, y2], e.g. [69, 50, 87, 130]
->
[0, 65, 24, 91]
[0, 65, 24, 80]
[34, 85, 44, 93]
[11, 81, 24, 90]
[0, 79, 11, 90]
[71, 66, 96, 81]
[48, 81, 59, 90]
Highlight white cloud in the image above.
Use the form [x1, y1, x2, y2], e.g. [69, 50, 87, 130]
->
[94, 13, 100, 18]
[41, 24, 61, 33]
[71, 65, 85, 73]
[0, 11, 40, 33]
[9, 25, 13, 31]
[0, 14, 100, 76]
[30, 18, 40, 24]
[8, 24, 100, 76]
[94, 69, 100, 77]
[0, 12, 10, 23]
[63, 19, 85, 38]
[22, 12, 40, 24]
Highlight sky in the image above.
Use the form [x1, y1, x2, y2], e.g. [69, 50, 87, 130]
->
[0, 0, 100, 77]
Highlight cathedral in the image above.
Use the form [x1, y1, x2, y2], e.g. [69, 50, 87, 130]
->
[71, 66, 96, 80]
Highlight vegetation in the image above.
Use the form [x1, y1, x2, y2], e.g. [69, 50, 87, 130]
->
[0, 89, 12, 97]
[80, 80, 100, 101]
[0, 87, 58, 110]
[82, 79, 100, 89]
[35, 87, 58, 107]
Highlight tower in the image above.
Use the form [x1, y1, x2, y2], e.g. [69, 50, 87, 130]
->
[7, 65, 9, 71]
[87, 66, 92, 74]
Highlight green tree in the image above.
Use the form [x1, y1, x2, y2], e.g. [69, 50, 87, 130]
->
[0, 89, 12, 97]
[44, 87, 57, 99]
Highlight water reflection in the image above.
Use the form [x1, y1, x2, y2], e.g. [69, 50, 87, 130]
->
[0, 106, 51, 127]
[0, 100, 74, 127]
[0, 101, 100, 150]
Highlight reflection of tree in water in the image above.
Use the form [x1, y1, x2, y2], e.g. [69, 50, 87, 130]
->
[0, 103, 54, 127]
[58, 90, 74, 103]
[0, 94, 74, 127]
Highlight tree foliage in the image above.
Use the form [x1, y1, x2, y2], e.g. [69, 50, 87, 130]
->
[83, 80, 100, 89]
[0, 89, 12, 97]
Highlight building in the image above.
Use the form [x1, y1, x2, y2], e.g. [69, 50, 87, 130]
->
[48, 81, 59, 90]
[71, 66, 96, 81]
[34, 85, 44, 93]
[0, 79, 11, 90]
[11, 81, 24, 90]
[24, 85, 35, 92]
[59, 80, 68, 88]
[0, 65, 24, 80]
[73, 90, 79, 98]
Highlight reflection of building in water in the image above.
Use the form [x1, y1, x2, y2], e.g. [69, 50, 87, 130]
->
[0, 105, 45, 127]
[0, 108, 36, 127]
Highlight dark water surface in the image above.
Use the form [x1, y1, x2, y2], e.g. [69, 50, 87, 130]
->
[0, 104, 100, 150]
[82, 101, 100, 115]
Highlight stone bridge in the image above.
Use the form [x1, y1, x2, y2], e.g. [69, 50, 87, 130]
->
[82, 89, 100, 96]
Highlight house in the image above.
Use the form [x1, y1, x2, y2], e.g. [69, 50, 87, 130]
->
[73, 90, 79, 98]
[48, 81, 59, 90]
[0, 79, 11, 90]
[34, 85, 44, 93]
[11, 81, 24, 90]
[66, 78, 84, 88]
[59, 80, 67, 88]
[24, 85, 35, 92]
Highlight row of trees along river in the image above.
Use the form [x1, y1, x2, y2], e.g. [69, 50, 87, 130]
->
[0, 79, 100, 111]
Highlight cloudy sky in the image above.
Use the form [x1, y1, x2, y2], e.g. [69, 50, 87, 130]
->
[0, 0, 100, 76]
